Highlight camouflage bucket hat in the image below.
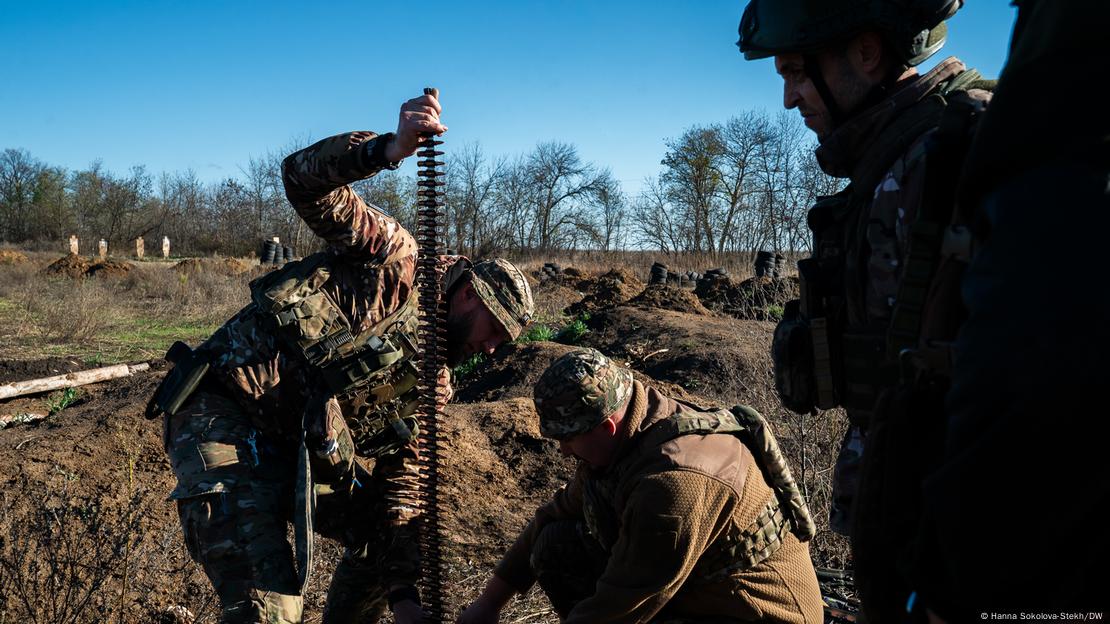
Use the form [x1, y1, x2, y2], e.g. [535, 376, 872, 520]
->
[534, 348, 634, 440]
[470, 259, 534, 340]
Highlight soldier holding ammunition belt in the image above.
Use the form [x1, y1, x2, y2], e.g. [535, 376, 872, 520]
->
[151, 90, 534, 624]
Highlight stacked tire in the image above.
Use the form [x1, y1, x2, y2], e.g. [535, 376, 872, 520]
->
[773, 253, 786, 278]
[540, 262, 563, 283]
[755, 251, 776, 277]
[649, 261, 669, 286]
[262, 240, 278, 264]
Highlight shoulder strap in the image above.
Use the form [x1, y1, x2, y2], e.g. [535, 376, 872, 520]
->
[644, 405, 816, 542]
[886, 89, 987, 360]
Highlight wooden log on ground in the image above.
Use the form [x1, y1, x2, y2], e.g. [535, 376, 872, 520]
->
[0, 412, 47, 428]
[0, 363, 151, 401]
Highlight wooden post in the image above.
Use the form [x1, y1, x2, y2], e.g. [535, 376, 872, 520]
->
[98, 239, 108, 260]
[0, 363, 150, 401]
[162, 236, 171, 258]
[69, 235, 79, 255]
[135, 236, 145, 259]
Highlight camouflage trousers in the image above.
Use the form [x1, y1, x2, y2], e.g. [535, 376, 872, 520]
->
[530, 520, 747, 624]
[829, 424, 866, 535]
[164, 389, 390, 624]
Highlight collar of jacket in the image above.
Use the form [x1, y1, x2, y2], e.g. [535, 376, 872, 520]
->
[594, 380, 680, 476]
[815, 57, 966, 180]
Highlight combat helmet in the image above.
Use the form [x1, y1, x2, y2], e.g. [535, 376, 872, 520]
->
[737, 0, 961, 67]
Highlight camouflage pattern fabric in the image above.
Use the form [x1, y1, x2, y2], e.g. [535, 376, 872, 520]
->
[470, 258, 534, 340]
[533, 348, 634, 440]
[161, 131, 434, 621]
[166, 389, 403, 623]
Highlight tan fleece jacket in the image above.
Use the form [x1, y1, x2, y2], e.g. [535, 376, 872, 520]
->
[494, 382, 823, 623]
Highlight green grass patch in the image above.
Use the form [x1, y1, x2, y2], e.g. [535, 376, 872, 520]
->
[453, 353, 486, 380]
[516, 324, 556, 344]
[46, 387, 80, 415]
[555, 312, 591, 345]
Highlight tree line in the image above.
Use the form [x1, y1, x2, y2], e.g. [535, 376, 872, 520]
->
[0, 110, 841, 259]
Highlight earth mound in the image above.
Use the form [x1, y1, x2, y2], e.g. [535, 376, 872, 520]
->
[580, 305, 775, 408]
[440, 398, 572, 563]
[455, 341, 581, 403]
[627, 284, 712, 316]
[43, 255, 135, 279]
[697, 275, 800, 320]
[86, 259, 134, 278]
[44, 253, 91, 278]
[174, 257, 253, 277]
[0, 250, 28, 265]
[565, 268, 644, 316]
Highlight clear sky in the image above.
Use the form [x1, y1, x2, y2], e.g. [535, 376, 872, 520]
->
[0, 1, 1017, 197]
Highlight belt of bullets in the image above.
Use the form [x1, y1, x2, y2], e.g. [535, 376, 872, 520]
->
[414, 86, 449, 622]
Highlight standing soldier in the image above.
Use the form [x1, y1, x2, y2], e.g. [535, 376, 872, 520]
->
[458, 349, 823, 624]
[737, 0, 993, 620]
[906, 0, 1110, 618]
[150, 90, 534, 624]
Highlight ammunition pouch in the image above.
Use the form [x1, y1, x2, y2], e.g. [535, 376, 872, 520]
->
[248, 252, 425, 458]
[146, 340, 211, 419]
[771, 299, 818, 415]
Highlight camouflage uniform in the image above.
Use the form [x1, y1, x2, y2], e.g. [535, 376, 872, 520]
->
[495, 349, 823, 624]
[163, 130, 533, 623]
[812, 57, 993, 533]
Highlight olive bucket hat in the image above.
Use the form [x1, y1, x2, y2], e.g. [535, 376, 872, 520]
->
[533, 348, 634, 440]
[470, 259, 534, 340]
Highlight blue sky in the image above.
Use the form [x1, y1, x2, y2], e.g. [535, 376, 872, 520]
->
[0, 1, 1017, 197]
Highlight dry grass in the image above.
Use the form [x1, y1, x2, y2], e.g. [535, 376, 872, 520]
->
[0, 252, 251, 363]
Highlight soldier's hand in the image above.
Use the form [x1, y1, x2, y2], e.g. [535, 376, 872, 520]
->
[385, 89, 447, 163]
[391, 598, 429, 624]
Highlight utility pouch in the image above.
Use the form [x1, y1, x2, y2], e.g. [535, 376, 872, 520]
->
[250, 253, 354, 368]
[304, 395, 356, 484]
[146, 341, 210, 419]
[771, 299, 817, 415]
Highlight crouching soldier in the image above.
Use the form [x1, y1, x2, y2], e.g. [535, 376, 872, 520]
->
[150, 89, 534, 624]
[458, 349, 823, 624]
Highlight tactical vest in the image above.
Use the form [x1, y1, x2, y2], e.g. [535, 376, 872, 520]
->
[249, 252, 422, 458]
[581, 404, 815, 579]
[774, 70, 993, 420]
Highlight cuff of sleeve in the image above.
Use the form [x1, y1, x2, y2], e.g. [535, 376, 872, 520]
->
[492, 538, 537, 594]
[364, 132, 403, 171]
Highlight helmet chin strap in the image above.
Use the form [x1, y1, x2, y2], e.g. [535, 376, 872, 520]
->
[803, 52, 905, 132]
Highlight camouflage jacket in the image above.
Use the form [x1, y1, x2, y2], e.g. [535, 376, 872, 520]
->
[495, 382, 823, 624]
[198, 130, 452, 588]
[814, 57, 991, 326]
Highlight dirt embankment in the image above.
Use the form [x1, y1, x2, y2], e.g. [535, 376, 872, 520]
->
[565, 268, 643, 317]
[44, 254, 134, 279]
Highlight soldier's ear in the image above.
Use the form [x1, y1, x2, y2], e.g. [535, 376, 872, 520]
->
[601, 415, 619, 436]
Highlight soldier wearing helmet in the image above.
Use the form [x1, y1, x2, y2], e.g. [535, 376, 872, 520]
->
[458, 349, 823, 624]
[151, 90, 534, 624]
[739, 0, 994, 621]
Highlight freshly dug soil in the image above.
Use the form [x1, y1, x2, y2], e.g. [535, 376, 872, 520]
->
[173, 257, 254, 277]
[0, 357, 86, 384]
[565, 269, 644, 316]
[44, 253, 92, 278]
[454, 341, 581, 403]
[697, 275, 800, 320]
[627, 285, 712, 316]
[86, 260, 134, 278]
[580, 305, 775, 408]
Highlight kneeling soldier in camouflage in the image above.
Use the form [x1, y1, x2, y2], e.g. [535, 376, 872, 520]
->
[458, 349, 822, 624]
[151, 90, 534, 624]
